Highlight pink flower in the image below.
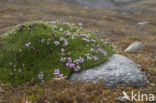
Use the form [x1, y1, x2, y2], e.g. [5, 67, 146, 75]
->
[61, 48, 65, 53]
[53, 68, 60, 75]
[60, 37, 65, 41]
[87, 56, 92, 60]
[93, 56, 99, 61]
[37, 74, 44, 80]
[74, 60, 79, 64]
[59, 74, 64, 78]
[66, 62, 75, 68]
[69, 63, 75, 68]
[98, 48, 103, 53]
[64, 40, 69, 46]
[41, 39, 45, 43]
[53, 68, 64, 78]
[90, 48, 95, 52]
[80, 34, 89, 38]
[67, 57, 72, 62]
[97, 48, 107, 56]
[82, 38, 90, 42]
[103, 51, 107, 56]
[79, 57, 84, 63]
[66, 62, 70, 67]
[25, 42, 31, 47]
[54, 41, 60, 46]
[60, 57, 66, 62]
[91, 39, 96, 42]
[74, 57, 84, 64]
[75, 66, 81, 72]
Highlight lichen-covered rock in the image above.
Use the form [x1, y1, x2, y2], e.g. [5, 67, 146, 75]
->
[69, 54, 147, 88]
[124, 42, 144, 52]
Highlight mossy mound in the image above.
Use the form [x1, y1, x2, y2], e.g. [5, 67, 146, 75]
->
[0, 21, 114, 86]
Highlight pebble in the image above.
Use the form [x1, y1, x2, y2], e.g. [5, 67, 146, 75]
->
[124, 42, 144, 52]
[137, 21, 149, 25]
[78, 22, 83, 26]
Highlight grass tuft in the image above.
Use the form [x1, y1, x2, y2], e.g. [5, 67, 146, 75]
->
[0, 21, 114, 86]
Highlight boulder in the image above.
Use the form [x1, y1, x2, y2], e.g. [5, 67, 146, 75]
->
[69, 54, 147, 88]
[124, 42, 144, 52]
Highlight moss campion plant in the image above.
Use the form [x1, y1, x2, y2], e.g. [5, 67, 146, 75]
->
[0, 21, 114, 86]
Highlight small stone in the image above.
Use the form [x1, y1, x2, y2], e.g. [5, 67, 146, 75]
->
[124, 42, 144, 52]
[78, 22, 83, 26]
[137, 21, 149, 25]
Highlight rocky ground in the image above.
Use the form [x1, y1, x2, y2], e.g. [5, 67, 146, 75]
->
[0, 0, 156, 102]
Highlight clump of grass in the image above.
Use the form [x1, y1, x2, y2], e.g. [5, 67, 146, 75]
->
[0, 21, 114, 86]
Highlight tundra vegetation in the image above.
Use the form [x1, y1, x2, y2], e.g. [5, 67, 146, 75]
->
[0, 21, 114, 86]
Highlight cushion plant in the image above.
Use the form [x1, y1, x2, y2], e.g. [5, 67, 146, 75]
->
[0, 21, 114, 86]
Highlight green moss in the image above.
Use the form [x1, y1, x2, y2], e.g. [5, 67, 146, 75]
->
[0, 21, 114, 86]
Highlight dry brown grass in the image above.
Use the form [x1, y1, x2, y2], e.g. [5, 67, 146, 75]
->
[0, 79, 156, 103]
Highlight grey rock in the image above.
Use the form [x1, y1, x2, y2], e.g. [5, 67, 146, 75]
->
[124, 42, 144, 52]
[69, 54, 147, 88]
